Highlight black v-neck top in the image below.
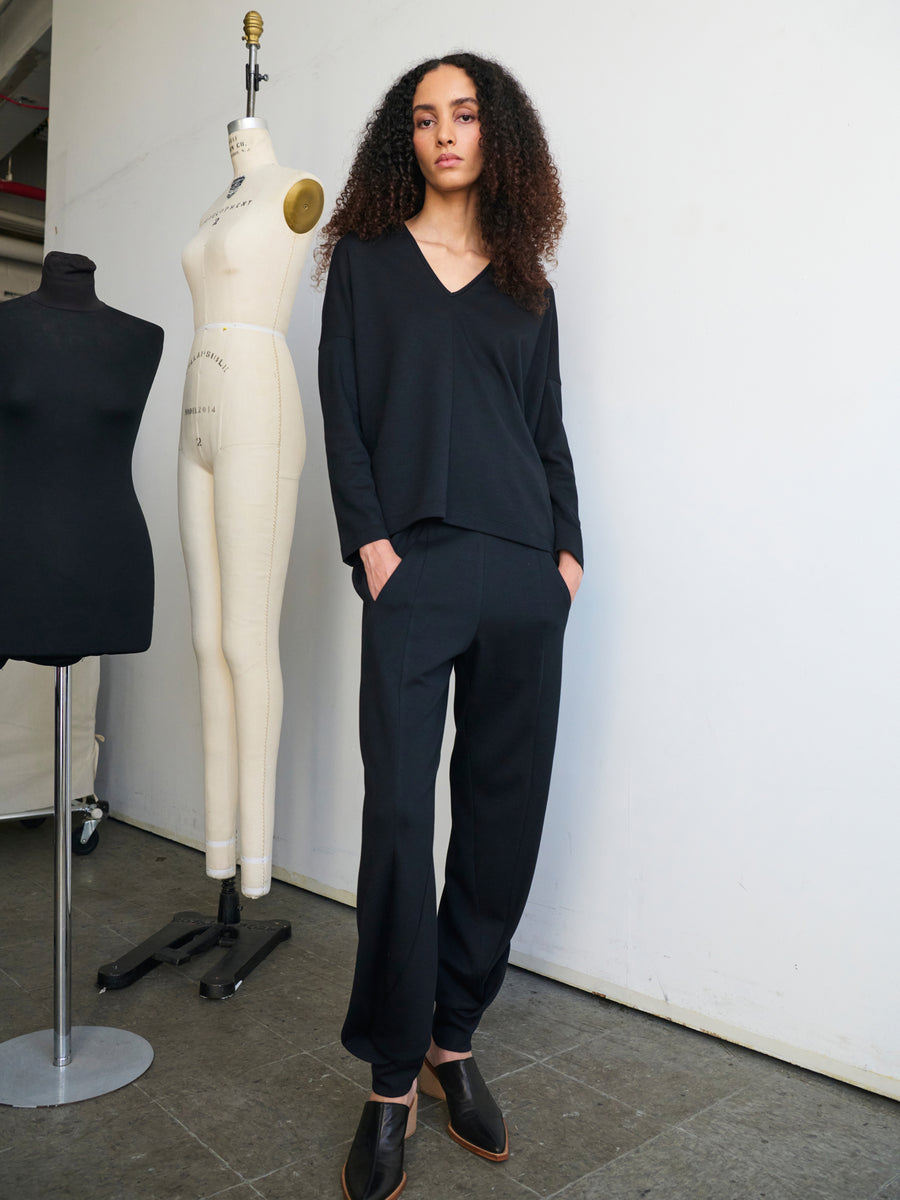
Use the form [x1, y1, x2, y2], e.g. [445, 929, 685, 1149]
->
[318, 227, 582, 566]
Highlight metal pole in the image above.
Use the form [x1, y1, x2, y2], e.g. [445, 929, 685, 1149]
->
[0, 662, 154, 1107]
[52, 665, 72, 1067]
[247, 43, 258, 117]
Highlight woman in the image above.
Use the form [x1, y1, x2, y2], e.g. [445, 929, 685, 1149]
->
[317, 52, 583, 1200]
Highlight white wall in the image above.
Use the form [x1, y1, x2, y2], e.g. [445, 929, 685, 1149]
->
[46, 0, 900, 1098]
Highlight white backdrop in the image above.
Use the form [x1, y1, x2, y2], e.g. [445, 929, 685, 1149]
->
[45, 0, 900, 1097]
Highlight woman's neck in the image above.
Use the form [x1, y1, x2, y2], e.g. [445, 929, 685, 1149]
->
[33, 252, 105, 311]
[409, 186, 484, 256]
[227, 124, 278, 176]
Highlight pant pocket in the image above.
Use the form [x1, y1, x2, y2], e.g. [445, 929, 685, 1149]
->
[351, 561, 370, 601]
[373, 553, 411, 603]
[546, 552, 572, 611]
[389, 519, 431, 559]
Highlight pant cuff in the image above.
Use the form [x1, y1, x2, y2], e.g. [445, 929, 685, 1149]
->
[432, 1009, 475, 1054]
[371, 1060, 422, 1098]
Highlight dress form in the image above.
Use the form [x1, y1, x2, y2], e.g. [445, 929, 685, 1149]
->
[178, 115, 323, 899]
[0, 251, 161, 1105]
[0, 252, 163, 666]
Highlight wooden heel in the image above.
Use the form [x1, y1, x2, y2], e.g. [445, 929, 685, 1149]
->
[405, 1091, 418, 1139]
[417, 1058, 446, 1100]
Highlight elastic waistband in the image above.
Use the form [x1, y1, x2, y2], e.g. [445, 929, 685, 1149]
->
[197, 321, 286, 339]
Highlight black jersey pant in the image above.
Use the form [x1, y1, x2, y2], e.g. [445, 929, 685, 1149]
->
[342, 521, 570, 1097]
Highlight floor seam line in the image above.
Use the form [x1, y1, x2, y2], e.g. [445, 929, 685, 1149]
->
[147, 1094, 245, 1177]
[540, 1123, 694, 1199]
[529, 1059, 653, 1112]
[668, 1081, 758, 1131]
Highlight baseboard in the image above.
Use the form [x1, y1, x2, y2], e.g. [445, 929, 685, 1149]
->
[508, 948, 900, 1103]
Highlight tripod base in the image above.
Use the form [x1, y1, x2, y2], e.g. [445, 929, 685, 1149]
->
[97, 910, 291, 999]
[0, 1026, 153, 1108]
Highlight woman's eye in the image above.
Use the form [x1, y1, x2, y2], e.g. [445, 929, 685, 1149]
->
[457, 112, 477, 123]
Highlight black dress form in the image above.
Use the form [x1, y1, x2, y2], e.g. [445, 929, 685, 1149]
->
[0, 252, 164, 667]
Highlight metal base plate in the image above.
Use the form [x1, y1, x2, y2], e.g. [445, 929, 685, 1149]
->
[0, 1026, 153, 1107]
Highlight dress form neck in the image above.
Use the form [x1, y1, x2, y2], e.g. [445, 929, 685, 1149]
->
[33, 252, 105, 312]
[227, 117, 278, 176]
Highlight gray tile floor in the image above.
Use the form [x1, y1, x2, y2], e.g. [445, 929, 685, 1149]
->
[0, 817, 897, 1200]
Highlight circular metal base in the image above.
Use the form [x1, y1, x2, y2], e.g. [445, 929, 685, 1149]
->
[0, 1026, 153, 1107]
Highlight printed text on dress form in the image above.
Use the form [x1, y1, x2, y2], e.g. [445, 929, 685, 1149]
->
[201, 198, 255, 227]
[188, 349, 230, 373]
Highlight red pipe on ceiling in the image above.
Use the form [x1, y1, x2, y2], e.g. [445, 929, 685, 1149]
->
[0, 93, 49, 111]
[0, 180, 46, 201]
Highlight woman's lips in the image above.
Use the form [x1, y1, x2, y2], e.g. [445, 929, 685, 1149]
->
[435, 154, 461, 166]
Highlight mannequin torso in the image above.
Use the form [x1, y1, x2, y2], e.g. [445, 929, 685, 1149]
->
[180, 122, 322, 473]
[182, 123, 322, 330]
[0, 253, 163, 664]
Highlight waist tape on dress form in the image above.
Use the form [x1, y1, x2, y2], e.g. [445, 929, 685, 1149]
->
[197, 322, 286, 339]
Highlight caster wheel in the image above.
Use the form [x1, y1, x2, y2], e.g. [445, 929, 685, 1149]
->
[72, 826, 100, 855]
[21, 816, 47, 829]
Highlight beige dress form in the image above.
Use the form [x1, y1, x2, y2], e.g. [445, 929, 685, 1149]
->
[178, 118, 323, 897]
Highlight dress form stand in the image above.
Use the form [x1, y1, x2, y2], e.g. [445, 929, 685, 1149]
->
[0, 249, 163, 1105]
[0, 669, 153, 1105]
[95, 880, 291, 1000]
[98, 11, 321, 999]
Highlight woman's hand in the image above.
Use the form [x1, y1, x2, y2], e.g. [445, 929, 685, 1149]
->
[558, 550, 583, 604]
[360, 538, 402, 601]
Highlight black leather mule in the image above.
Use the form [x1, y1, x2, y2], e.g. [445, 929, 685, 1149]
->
[341, 1094, 417, 1200]
[419, 1057, 509, 1161]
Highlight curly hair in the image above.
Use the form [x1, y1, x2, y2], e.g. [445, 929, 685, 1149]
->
[313, 52, 565, 313]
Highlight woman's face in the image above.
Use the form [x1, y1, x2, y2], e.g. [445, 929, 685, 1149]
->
[411, 64, 483, 194]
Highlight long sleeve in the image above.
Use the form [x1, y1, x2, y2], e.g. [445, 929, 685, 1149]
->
[530, 291, 584, 566]
[318, 239, 390, 563]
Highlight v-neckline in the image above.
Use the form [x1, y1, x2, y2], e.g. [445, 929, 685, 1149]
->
[402, 224, 490, 297]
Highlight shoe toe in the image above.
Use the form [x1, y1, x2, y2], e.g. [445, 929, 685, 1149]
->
[451, 1112, 508, 1157]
